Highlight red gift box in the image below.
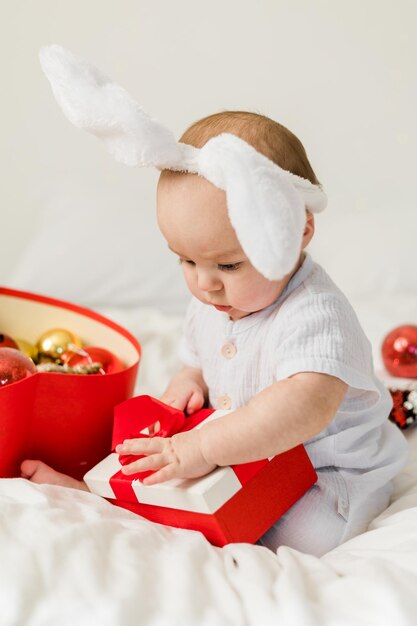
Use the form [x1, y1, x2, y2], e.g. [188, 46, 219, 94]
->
[0, 286, 141, 479]
[84, 395, 318, 546]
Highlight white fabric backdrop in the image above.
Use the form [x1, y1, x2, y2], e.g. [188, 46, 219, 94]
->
[2, 0, 417, 315]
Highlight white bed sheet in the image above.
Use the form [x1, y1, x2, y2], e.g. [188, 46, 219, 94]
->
[1, 304, 417, 625]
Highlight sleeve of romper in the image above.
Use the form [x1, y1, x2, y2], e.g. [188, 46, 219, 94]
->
[178, 297, 202, 369]
[274, 288, 381, 399]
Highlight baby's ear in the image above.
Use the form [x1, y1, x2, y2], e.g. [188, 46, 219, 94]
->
[303, 210, 315, 243]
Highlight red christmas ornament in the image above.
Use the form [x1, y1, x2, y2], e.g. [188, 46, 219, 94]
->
[382, 325, 417, 378]
[389, 386, 417, 429]
[0, 333, 18, 350]
[0, 347, 37, 387]
[63, 346, 124, 375]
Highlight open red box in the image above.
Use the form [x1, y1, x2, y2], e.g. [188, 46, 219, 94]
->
[0, 286, 141, 479]
[84, 396, 318, 546]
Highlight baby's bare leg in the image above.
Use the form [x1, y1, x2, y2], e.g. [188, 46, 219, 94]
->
[20, 460, 89, 491]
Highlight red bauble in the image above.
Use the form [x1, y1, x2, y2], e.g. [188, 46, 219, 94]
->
[0, 347, 37, 387]
[0, 333, 18, 350]
[382, 325, 417, 378]
[63, 346, 125, 375]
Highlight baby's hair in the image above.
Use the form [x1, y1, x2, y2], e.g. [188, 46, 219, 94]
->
[160, 110, 320, 185]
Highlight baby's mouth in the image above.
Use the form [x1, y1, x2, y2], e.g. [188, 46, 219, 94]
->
[213, 304, 232, 312]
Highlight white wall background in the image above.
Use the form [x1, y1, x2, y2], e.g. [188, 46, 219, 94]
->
[1, 0, 416, 316]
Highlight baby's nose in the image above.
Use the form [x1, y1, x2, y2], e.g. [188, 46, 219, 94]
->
[197, 269, 222, 292]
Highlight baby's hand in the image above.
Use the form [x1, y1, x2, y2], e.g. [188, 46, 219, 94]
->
[115, 429, 216, 485]
[160, 368, 206, 415]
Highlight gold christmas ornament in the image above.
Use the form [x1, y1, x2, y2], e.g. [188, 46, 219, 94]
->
[15, 339, 39, 363]
[36, 361, 103, 375]
[36, 328, 83, 363]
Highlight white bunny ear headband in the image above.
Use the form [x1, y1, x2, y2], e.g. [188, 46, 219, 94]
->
[39, 45, 327, 280]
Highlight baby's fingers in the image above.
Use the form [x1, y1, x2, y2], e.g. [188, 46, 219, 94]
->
[186, 389, 205, 415]
[116, 437, 164, 456]
[120, 453, 167, 475]
[160, 388, 195, 412]
[142, 464, 178, 485]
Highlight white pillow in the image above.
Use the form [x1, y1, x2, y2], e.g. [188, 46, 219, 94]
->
[7, 180, 189, 315]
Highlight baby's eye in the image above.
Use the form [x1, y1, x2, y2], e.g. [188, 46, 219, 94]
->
[179, 258, 195, 266]
[218, 263, 242, 272]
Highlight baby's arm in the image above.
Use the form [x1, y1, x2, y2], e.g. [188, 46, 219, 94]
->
[160, 366, 208, 414]
[117, 372, 347, 484]
[199, 372, 347, 465]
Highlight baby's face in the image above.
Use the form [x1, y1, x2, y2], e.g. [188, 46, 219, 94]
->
[157, 173, 302, 320]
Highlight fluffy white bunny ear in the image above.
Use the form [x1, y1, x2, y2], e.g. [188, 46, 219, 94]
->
[198, 134, 306, 280]
[40, 45, 327, 281]
[39, 45, 188, 169]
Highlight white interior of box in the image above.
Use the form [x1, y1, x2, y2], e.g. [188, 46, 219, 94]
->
[0, 295, 139, 367]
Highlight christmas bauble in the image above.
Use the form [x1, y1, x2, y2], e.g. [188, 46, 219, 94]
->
[63, 346, 124, 375]
[382, 325, 417, 378]
[0, 347, 37, 387]
[0, 333, 18, 350]
[389, 386, 417, 429]
[36, 328, 83, 363]
[15, 339, 39, 363]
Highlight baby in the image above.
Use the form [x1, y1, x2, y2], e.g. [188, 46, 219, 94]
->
[21, 111, 408, 557]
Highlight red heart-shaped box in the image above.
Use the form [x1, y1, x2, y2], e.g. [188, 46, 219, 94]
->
[0, 287, 141, 479]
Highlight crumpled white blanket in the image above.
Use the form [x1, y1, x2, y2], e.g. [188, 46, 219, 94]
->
[1, 305, 416, 625]
[1, 429, 416, 626]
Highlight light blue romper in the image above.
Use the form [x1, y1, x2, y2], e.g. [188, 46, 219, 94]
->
[179, 254, 409, 556]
